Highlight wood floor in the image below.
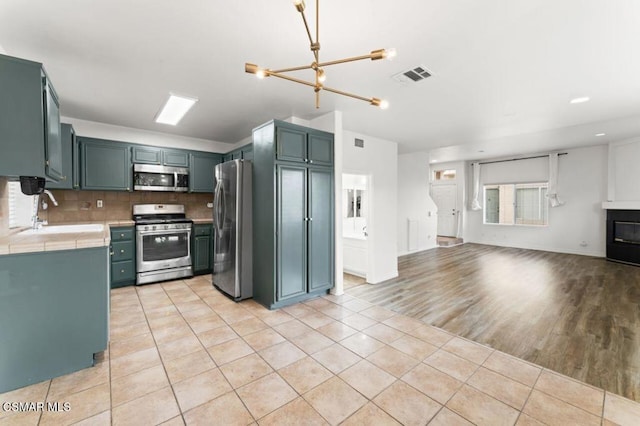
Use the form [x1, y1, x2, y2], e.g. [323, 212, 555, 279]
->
[345, 243, 640, 402]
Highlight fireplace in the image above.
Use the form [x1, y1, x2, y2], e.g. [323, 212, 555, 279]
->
[606, 210, 640, 265]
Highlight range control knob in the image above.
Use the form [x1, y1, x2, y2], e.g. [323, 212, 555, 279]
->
[152, 225, 157, 231]
[144, 226, 149, 231]
[164, 225, 169, 230]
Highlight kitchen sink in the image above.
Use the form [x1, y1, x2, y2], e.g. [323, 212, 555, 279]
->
[20, 224, 105, 235]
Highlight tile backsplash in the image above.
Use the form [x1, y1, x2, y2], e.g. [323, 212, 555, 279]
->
[39, 190, 213, 223]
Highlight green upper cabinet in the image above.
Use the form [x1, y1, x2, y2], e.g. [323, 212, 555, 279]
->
[132, 146, 189, 167]
[276, 127, 307, 163]
[0, 53, 63, 180]
[46, 124, 76, 190]
[221, 144, 253, 164]
[131, 146, 162, 164]
[307, 132, 333, 166]
[43, 78, 63, 181]
[190, 151, 222, 192]
[163, 150, 189, 167]
[275, 121, 333, 166]
[79, 137, 132, 191]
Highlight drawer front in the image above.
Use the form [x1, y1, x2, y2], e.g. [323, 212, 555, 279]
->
[194, 224, 212, 236]
[111, 227, 134, 242]
[111, 260, 135, 283]
[111, 241, 134, 262]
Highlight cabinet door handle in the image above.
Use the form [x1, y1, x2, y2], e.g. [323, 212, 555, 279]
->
[120, 249, 125, 253]
[109, 251, 114, 256]
[120, 269, 125, 273]
[309, 217, 313, 221]
[120, 233, 125, 238]
[309, 160, 313, 164]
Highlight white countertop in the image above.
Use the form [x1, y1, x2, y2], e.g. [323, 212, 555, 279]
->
[0, 220, 135, 255]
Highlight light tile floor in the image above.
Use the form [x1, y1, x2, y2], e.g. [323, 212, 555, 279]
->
[2, 274, 640, 425]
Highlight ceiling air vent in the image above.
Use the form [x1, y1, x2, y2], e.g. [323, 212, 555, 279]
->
[354, 138, 364, 148]
[392, 65, 433, 83]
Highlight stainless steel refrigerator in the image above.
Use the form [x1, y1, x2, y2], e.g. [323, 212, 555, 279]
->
[212, 159, 253, 300]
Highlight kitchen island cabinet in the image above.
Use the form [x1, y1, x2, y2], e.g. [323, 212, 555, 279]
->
[0, 246, 109, 393]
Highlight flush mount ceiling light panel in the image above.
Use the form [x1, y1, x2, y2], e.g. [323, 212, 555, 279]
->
[569, 96, 590, 104]
[155, 94, 198, 126]
[245, 0, 395, 109]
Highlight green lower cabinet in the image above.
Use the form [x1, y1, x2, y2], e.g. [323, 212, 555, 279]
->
[192, 224, 213, 275]
[0, 247, 108, 393]
[110, 226, 135, 288]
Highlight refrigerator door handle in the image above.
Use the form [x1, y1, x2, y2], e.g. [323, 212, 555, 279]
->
[214, 179, 223, 234]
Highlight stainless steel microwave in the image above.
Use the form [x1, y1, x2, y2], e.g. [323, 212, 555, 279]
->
[133, 164, 189, 192]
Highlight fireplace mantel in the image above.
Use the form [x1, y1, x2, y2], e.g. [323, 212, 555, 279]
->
[602, 201, 640, 210]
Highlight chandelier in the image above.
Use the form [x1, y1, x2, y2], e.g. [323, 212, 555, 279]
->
[245, 0, 395, 109]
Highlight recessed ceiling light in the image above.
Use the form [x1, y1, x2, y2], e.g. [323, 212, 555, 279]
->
[570, 96, 590, 104]
[155, 94, 198, 125]
[595, 133, 606, 137]
[478, 150, 485, 153]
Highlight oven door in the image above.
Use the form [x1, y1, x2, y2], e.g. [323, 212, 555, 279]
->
[136, 228, 192, 273]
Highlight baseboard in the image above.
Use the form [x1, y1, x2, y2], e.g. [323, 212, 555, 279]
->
[367, 270, 399, 284]
[343, 268, 366, 278]
[397, 245, 438, 257]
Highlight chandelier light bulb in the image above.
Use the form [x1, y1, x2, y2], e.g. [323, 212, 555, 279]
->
[293, 0, 305, 12]
[256, 69, 266, 79]
[317, 69, 326, 83]
[383, 48, 397, 60]
[379, 100, 389, 109]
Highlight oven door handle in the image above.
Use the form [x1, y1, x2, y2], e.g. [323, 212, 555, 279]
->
[137, 229, 191, 236]
[174, 172, 178, 190]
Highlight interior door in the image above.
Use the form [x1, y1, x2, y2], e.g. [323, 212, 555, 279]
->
[431, 184, 458, 237]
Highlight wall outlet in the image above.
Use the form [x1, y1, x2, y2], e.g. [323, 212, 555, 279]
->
[207, 202, 213, 208]
[97, 200, 103, 208]
[580, 241, 588, 247]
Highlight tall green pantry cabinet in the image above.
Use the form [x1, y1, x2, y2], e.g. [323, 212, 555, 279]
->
[253, 120, 334, 309]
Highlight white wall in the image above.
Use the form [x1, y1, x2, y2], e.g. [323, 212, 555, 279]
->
[0, 43, 6, 54]
[397, 152, 438, 255]
[608, 137, 640, 201]
[62, 117, 233, 153]
[343, 130, 398, 284]
[464, 145, 607, 256]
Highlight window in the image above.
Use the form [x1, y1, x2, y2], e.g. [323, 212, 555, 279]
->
[433, 169, 456, 180]
[8, 181, 35, 228]
[484, 182, 548, 226]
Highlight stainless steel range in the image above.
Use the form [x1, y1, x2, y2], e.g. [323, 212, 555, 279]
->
[133, 204, 193, 285]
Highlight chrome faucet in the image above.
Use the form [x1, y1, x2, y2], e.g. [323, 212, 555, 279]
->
[42, 190, 58, 207]
[31, 190, 59, 229]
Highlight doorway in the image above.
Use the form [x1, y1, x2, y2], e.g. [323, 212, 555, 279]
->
[342, 173, 369, 280]
[431, 183, 458, 237]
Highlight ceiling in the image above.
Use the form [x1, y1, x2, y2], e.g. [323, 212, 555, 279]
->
[2, 0, 640, 161]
